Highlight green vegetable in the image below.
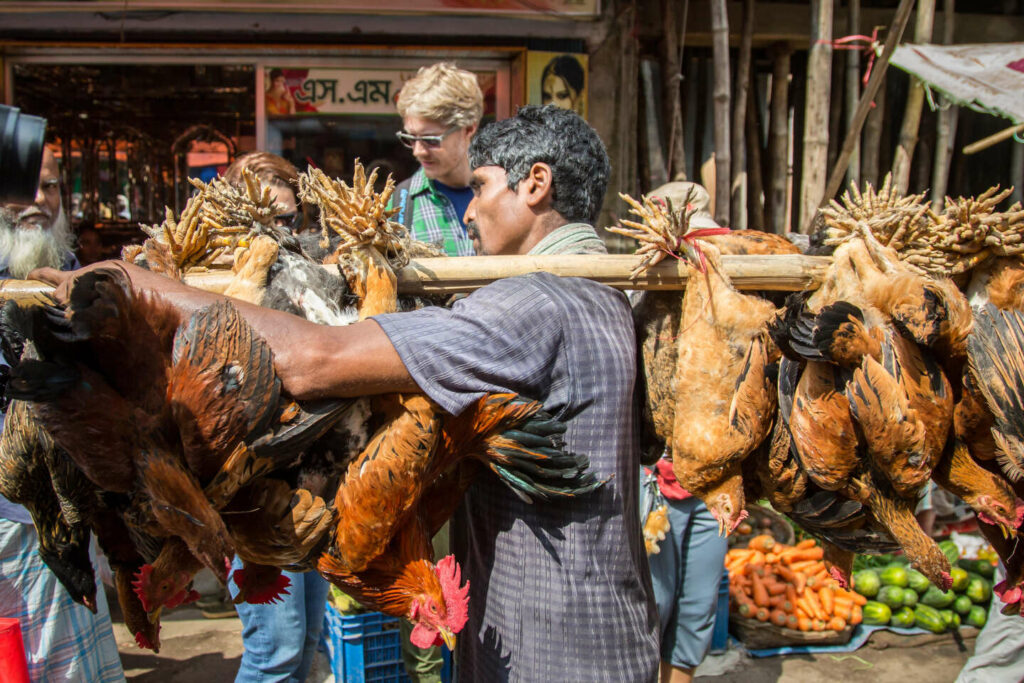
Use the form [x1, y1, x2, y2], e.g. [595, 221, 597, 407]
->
[902, 590, 918, 608]
[966, 575, 992, 604]
[966, 605, 988, 628]
[950, 567, 969, 593]
[853, 570, 881, 598]
[880, 565, 910, 588]
[877, 585, 905, 608]
[920, 585, 956, 609]
[950, 612, 961, 629]
[953, 595, 973, 615]
[939, 540, 960, 564]
[958, 559, 996, 580]
[940, 609, 955, 628]
[906, 569, 932, 594]
[914, 604, 947, 633]
[890, 606, 916, 628]
[862, 601, 892, 626]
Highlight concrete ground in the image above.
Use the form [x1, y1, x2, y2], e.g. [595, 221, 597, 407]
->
[108, 590, 976, 682]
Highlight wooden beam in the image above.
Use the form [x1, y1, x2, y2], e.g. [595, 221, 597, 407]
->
[710, 0, 733, 226]
[768, 42, 792, 234]
[822, 0, 915, 202]
[798, 0, 834, 233]
[844, 0, 862, 187]
[891, 0, 935, 193]
[930, 0, 957, 211]
[0, 254, 832, 303]
[730, 0, 755, 226]
[962, 123, 1024, 156]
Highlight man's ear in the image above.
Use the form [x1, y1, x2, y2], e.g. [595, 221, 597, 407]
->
[522, 162, 554, 210]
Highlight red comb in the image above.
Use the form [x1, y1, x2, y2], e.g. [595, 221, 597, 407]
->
[131, 564, 155, 613]
[435, 555, 470, 634]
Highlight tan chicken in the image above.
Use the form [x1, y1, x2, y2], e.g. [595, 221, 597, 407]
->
[611, 193, 779, 535]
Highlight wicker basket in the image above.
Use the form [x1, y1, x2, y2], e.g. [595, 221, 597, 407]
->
[727, 504, 796, 549]
[729, 614, 854, 650]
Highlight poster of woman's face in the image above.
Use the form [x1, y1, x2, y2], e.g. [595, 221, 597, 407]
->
[527, 52, 587, 119]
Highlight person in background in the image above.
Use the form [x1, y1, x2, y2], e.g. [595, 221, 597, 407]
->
[0, 147, 124, 682]
[392, 61, 482, 256]
[540, 54, 586, 116]
[391, 60, 482, 682]
[222, 151, 330, 683]
[642, 181, 730, 683]
[265, 69, 296, 117]
[75, 222, 105, 265]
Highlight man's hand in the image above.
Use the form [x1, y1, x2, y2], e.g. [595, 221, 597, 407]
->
[28, 260, 190, 307]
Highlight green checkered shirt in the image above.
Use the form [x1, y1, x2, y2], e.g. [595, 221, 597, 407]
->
[390, 167, 476, 257]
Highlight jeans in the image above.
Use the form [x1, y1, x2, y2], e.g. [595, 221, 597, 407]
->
[230, 556, 330, 683]
[647, 495, 729, 669]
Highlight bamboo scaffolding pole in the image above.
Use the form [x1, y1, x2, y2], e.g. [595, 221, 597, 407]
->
[798, 0, 834, 233]
[844, 0, 862, 186]
[710, 0, 732, 226]
[823, 0, 915, 201]
[0, 254, 832, 304]
[768, 42, 792, 234]
[731, 0, 755, 226]
[962, 123, 1024, 156]
[861, 77, 885, 186]
[891, 0, 935, 193]
[663, 0, 689, 181]
[745, 75, 768, 231]
[930, 0, 957, 211]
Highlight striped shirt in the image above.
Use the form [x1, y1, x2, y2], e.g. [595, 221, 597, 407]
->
[374, 271, 660, 682]
[390, 168, 475, 257]
[0, 521, 124, 682]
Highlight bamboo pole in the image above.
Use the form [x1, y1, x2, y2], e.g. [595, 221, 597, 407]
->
[710, 0, 732, 227]
[861, 78, 885, 186]
[823, 0, 916, 201]
[891, 0, 935, 194]
[798, 0, 834, 233]
[0, 254, 832, 303]
[663, 0, 689, 181]
[746, 74, 767, 231]
[731, 0, 755, 227]
[845, 0, 862, 186]
[769, 42, 792, 234]
[930, 0, 957, 210]
[962, 123, 1024, 156]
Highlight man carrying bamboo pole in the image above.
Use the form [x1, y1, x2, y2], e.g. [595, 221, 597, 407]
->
[33, 104, 661, 683]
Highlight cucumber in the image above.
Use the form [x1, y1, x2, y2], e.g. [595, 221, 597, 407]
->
[966, 605, 988, 628]
[906, 569, 932, 594]
[920, 585, 956, 609]
[949, 567, 969, 593]
[890, 606, 916, 629]
[953, 595, 973, 615]
[853, 570, 881, 598]
[939, 540, 960, 564]
[902, 589, 918, 608]
[877, 585, 905, 609]
[862, 601, 892, 626]
[879, 565, 910, 588]
[958, 559, 996, 580]
[914, 604, 947, 633]
[940, 609, 955, 628]
[966, 575, 992, 604]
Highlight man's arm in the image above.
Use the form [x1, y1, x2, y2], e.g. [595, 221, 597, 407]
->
[29, 262, 419, 400]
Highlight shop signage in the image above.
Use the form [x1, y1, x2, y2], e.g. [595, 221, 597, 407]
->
[265, 67, 407, 116]
[13, 1, 600, 18]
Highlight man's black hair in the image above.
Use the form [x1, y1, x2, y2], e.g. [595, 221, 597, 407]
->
[468, 104, 610, 225]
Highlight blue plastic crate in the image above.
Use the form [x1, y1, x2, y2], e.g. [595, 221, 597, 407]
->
[322, 603, 452, 683]
[709, 569, 730, 653]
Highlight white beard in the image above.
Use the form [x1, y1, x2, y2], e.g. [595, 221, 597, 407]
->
[0, 205, 74, 278]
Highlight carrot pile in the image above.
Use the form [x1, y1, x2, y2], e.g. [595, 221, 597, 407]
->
[726, 535, 865, 632]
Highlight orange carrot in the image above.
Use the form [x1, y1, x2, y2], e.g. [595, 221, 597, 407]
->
[793, 571, 807, 596]
[836, 588, 867, 606]
[770, 609, 788, 627]
[819, 587, 834, 616]
[786, 547, 825, 563]
[833, 601, 852, 622]
[849, 604, 863, 625]
[796, 538, 817, 549]
[788, 559, 822, 573]
[797, 615, 812, 632]
[786, 584, 798, 607]
[811, 619, 825, 631]
[772, 543, 785, 555]
[755, 607, 771, 622]
[786, 614, 800, 630]
[765, 553, 779, 564]
[828, 616, 847, 631]
[765, 581, 787, 596]
[776, 565, 797, 583]
[748, 535, 776, 552]
[805, 589, 827, 621]
[750, 572, 770, 607]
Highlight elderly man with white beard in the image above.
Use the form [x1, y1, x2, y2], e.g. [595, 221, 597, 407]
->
[0, 147, 125, 682]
